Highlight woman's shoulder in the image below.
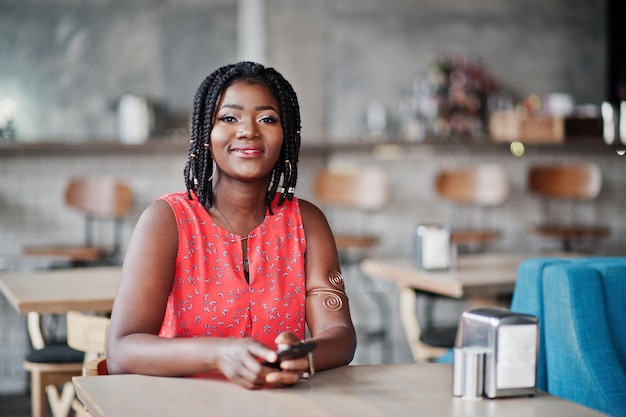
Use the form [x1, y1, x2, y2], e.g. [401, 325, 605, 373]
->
[297, 198, 321, 215]
[296, 198, 330, 229]
[142, 191, 198, 225]
[156, 191, 205, 213]
[157, 191, 191, 204]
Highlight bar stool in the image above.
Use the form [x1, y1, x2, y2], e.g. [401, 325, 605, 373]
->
[314, 167, 392, 362]
[527, 163, 610, 252]
[435, 163, 510, 253]
[22, 176, 133, 267]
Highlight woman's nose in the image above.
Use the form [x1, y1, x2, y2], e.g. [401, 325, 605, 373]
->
[237, 119, 259, 139]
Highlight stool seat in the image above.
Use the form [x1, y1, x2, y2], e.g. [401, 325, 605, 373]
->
[527, 163, 609, 252]
[450, 229, 501, 247]
[22, 246, 103, 263]
[26, 343, 84, 364]
[528, 224, 610, 240]
[334, 235, 378, 250]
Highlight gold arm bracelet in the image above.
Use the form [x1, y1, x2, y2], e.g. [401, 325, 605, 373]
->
[306, 271, 348, 312]
[307, 287, 346, 311]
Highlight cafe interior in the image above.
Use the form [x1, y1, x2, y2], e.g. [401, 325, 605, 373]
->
[1, 0, 625, 416]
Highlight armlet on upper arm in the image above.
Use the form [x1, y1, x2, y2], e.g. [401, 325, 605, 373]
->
[306, 271, 348, 311]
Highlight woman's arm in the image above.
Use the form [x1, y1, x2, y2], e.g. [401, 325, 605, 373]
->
[106, 199, 277, 388]
[299, 199, 357, 370]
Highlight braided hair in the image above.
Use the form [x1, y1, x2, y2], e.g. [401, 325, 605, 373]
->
[183, 61, 302, 213]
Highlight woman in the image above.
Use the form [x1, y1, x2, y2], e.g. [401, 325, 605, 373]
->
[106, 61, 357, 389]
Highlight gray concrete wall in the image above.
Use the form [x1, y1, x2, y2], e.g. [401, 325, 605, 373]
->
[1, 0, 607, 143]
[0, 0, 238, 141]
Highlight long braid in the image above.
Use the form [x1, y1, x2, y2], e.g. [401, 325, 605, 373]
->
[184, 61, 302, 213]
[264, 69, 301, 208]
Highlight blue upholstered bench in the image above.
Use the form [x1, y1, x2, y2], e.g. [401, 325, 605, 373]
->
[510, 257, 626, 417]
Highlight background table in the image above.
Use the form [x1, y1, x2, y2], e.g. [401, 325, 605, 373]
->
[0, 266, 119, 348]
[0, 266, 120, 315]
[73, 363, 606, 417]
[1, 264, 119, 355]
[360, 253, 563, 362]
[361, 252, 532, 300]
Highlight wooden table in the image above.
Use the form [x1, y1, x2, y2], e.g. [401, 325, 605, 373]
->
[360, 253, 551, 362]
[0, 266, 120, 417]
[360, 252, 537, 300]
[0, 266, 120, 315]
[73, 364, 606, 417]
[0, 265, 119, 347]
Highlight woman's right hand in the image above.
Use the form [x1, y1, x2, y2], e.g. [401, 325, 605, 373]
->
[215, 338, 278, 390]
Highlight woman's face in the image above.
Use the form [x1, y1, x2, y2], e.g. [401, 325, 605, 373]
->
[210, 80, 283, 183]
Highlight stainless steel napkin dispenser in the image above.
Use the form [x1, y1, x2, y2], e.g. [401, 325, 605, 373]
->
[456, 307, 538, 398]
[414, 224, 452, 270]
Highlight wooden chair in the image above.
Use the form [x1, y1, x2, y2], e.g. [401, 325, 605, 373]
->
[314, 167, 392, 361]
[22, 354, 83, 417]
[435, 163, 510, 252]
[22, 176, 133, 266]
[527, 163, 609, 251]
[81, 358, 109, 377]
[22, 307, 85, 417]
[399, 288, 459, 363]
[66, 311, 110, 366]
[66, 311, 110, 417]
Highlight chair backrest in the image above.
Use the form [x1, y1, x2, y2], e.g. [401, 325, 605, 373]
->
[511, 257, 626, 417]
[68, 313, 110, 417]
[528, 163, 601, 201]
[66, 311, 110, 364]
[435, 163, 509, 207]
[314, 167, 390, 210]
[65, 177, 133, 218]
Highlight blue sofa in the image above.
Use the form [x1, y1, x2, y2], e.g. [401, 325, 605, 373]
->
[510, 257, 626, 417]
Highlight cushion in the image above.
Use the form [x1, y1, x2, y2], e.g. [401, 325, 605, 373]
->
[25, 343, 84, 364]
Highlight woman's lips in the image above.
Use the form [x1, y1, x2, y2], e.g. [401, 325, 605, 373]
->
[232, 147, 263, 156]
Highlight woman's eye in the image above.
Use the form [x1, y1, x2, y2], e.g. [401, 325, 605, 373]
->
[217, 115, 237, 123]
[260, 115, 279, 124]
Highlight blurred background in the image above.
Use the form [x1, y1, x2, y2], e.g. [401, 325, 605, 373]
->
[1, 0, 625, 396]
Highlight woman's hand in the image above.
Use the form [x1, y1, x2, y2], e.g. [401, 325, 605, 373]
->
[263, 332, 311, 387]
[215, 338, 277, 390]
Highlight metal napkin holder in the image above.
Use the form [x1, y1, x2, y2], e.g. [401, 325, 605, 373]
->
[452, 307, 538, 399]
[414, 224, 452, 271]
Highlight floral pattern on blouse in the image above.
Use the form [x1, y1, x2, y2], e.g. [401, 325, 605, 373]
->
[158, 192, 307, 348]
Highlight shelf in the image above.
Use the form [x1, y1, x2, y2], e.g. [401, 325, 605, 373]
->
[0, 139, 188, 157]
[0, 136, 621, 158]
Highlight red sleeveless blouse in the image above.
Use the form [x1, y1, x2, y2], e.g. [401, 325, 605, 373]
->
[157, 192, 307, 348]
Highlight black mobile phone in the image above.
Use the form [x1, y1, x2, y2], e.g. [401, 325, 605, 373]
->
[262, 341, 318, 369]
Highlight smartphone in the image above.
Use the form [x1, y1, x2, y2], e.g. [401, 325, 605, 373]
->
[262, 341, 317, 369]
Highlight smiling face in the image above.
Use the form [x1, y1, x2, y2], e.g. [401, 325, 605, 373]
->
[210, 80, 284, 184]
